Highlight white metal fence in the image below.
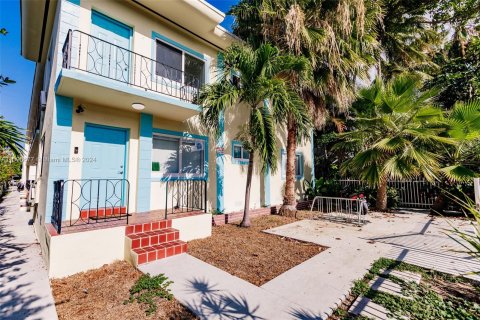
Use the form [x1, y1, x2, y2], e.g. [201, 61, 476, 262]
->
[337, 179, 440, 209]
[310, 196, 367, 225]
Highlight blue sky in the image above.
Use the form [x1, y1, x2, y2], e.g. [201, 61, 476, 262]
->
[0, 0, 238, 129]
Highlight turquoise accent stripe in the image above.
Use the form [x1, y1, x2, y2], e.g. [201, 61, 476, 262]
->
[311, 130, 315, 187]
[45, 95, 73, 221]
[152, 31, 204, 60]
[216, 111, 225, 212]
[66, 0, 80, 5]
[137, 113, 153, 213]
[152, 128, 209, 181]
[264, 165, 271, 207]
[92, 10, 132, 39]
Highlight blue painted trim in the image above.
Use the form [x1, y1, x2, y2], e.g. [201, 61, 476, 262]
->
[137, 113, 153, 212]
[231, 140, 249, 165]
[281, 149, 304, 181]
[311, 130, 315, 187]
[91, 10, 132, 39]
[56, 69, 200, 112]
[216, 110, 225, 212]
[66, 0, 80, 5]
[45, 95, 73, 221]
[264, 165, 271, 207]
[151, 128, 209, 181]
[152, 31, 204, 60]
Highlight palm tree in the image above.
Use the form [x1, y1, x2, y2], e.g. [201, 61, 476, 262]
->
[337, 75, 454, 210]
[197, 43, 311, 226]
[231, 0, 382, 216]
[0, 116, 24, 157]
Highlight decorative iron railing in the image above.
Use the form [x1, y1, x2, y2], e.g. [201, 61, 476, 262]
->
[164, 180, 207, 219]
[51, 179, 130, 234]
[62, 29, 204, 103]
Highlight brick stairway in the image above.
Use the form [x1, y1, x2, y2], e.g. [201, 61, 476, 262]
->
[125, 220, 187, 266]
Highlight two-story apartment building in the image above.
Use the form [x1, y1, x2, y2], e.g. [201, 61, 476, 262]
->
[21, 0, 314, 278]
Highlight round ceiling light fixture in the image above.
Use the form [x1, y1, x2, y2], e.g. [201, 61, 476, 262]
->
[132, 102, 145, 110]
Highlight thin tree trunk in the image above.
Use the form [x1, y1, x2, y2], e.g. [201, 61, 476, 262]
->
[280, 117, 297, 217]
[376, 178, 388, 211]
[240, 151, 254, 227]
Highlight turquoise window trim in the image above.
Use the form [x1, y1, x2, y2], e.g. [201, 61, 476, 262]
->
[66, 0, 80, 5]
[231, 140, 250, 165]
[281, 149, 304, 180]
[151, 128, 209, 181]
[91, 10, 133, 40]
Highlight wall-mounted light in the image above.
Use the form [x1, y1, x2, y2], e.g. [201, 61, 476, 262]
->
[76, 105, 85, 113]
[132, 102, 145, 110]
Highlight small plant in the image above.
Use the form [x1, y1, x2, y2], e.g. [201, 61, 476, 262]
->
[124, 273, 173, 316]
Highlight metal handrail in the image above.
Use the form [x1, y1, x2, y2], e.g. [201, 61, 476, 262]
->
[51, 178, 130, 234]
[164, 179, 207, 219]
[62, 29, 204, 103]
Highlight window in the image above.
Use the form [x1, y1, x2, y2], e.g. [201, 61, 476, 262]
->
[281, 150, 303, 180]
[232, 141, 250, 164]
[155, 40, 205, 88]
[152, 133, 205, 178]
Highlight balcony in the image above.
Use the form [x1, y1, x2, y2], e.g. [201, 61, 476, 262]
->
[55, 30, 204, 121]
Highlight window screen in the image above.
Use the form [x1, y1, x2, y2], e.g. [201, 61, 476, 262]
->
[156, 40, 182, 82]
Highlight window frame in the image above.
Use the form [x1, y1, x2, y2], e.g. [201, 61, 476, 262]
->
[232, 140, 250, 165]
[151, 129, 208, 181]
[281, 149, 304, 180]
[153, 37, 206, 89]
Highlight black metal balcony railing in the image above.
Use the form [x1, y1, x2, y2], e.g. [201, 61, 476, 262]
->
[62, 29, 204, 103]
[164, 180, 207, 219]
[51, 179, 130, 234]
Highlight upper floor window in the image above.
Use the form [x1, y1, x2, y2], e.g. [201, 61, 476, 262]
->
[155, 40, 205, 89]
[152, 132, 206, 179]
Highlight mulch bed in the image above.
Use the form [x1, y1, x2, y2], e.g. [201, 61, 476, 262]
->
[51, 261, 196, 320]
[188, 214, 326, 286]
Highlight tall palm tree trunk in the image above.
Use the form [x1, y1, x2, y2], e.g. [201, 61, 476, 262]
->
[280, 118, 297, 217]
[240, 151, 254, 227]
[376, 178, 388, 211]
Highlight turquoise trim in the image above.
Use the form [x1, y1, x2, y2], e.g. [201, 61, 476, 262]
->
[311, 130, 315, 187]
[91, 10, 132, 39]
[137, 113, 153, 212]
[56, 69, 200, 112]
[264, 165, 271, 207]
[231, 140, 249, 165]
[66, 0, 80, 5]
[151, 128, 209, 181]
[281, 149, 304, 180]
[45, 95, 73, 221]
[216, 111, 225, 212]
[152, 31, 204, 60]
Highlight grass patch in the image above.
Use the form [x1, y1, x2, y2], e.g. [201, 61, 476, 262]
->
[331, 258, 480, 320]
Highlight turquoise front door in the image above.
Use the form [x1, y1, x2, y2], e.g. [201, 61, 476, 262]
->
[82, 124, 128, 211]
[88, 11, 132, 83]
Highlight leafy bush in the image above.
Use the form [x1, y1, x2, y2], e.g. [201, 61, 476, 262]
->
[125, 273, 173, 315]
[304, 177, 341, 199]
[342, 184, 400, 209]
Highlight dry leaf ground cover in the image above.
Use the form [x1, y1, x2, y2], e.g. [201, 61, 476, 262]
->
[51, 261, 196, 320]
[188, 214, 326, 286]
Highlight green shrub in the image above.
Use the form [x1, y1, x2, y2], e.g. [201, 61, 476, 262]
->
[125, 273, 173, 315]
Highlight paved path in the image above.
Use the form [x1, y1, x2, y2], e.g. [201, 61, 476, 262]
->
[141, 212, 479, 319]
[0, 189, 58, 320]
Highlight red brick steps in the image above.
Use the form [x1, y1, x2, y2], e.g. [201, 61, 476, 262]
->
[125, 219, 186, 266]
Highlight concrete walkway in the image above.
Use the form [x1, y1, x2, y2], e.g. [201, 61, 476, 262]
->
[141, 211, 479, 319]
[0, 189, 58, 320]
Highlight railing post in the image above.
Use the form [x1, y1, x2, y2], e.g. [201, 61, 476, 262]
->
[165, 181, 168, 220]
[204, 180, 207, 213]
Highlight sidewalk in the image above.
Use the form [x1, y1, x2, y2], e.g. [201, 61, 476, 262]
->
[0, 189, 58, 320]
